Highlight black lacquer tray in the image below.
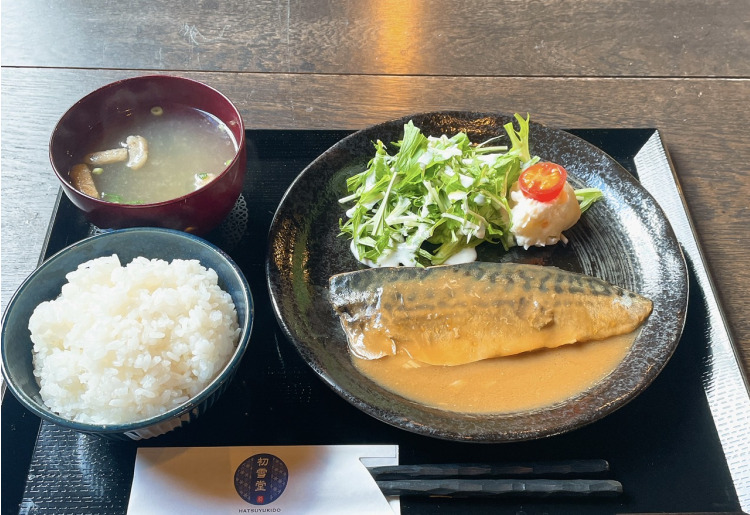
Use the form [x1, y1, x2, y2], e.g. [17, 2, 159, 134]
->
[2, 128, 749, 515]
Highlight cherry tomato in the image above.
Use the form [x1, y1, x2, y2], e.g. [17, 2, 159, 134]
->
[518, 162, 568, 202]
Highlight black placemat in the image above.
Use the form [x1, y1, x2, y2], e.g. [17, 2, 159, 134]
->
[1, 129, 743, 515]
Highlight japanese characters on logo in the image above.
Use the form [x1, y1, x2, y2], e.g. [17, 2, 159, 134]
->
[234, 453, 289, 505]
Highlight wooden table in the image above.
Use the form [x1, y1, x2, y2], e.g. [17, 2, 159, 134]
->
[2, 3, 749, 382]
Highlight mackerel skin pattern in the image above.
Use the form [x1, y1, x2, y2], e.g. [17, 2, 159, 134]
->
[329, 262, 653, 366]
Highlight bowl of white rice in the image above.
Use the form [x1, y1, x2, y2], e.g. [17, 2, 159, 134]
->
[1, 227, 253, 440]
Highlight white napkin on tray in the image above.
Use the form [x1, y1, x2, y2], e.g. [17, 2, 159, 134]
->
[128, 444, 400, 514]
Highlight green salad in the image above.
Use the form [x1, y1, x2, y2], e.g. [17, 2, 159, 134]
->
[339, 114, 602, 267]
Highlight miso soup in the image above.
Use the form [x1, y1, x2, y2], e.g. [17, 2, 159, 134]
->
[78, 103, 238, 204]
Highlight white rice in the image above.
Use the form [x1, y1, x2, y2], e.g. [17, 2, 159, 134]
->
[28, 254, 241, 425]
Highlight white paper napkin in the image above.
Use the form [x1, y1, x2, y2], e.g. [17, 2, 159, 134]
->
[128, 444, 400, 514]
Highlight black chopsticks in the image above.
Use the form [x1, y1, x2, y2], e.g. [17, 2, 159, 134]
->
[368, 459, 622, 498]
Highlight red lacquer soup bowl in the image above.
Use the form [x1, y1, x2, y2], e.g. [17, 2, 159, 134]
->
[49, 75, 246, 235]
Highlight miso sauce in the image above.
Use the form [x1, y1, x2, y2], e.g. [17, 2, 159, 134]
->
[82, 103, 237, 204]
[352, 332, 636, 414]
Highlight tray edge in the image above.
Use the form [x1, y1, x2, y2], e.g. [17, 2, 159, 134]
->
[634, 131, 750, 511]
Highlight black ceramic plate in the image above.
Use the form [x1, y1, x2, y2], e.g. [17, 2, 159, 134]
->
[265, 112, 688, 442]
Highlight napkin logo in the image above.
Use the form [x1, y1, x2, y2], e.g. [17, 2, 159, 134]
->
[234, 453, 289, 506]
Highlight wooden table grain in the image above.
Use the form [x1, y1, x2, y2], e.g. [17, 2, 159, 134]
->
[2, 1, 749, 379]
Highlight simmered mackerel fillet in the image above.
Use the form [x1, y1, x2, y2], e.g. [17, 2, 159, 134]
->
[329, 262, 653, 366]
